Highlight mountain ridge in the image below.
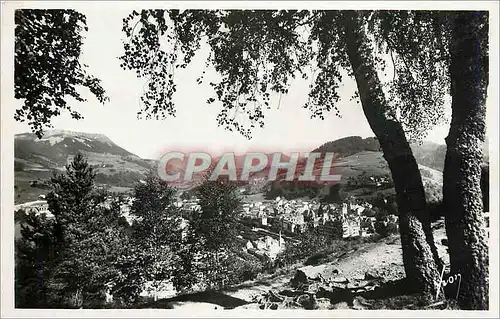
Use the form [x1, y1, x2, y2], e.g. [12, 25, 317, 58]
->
[14, 130, 155, 203]
[14, 130, 449, 204]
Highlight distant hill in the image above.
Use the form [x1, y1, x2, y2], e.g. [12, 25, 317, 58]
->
[312, 136, 450, 171]
[264, 136, 447, 203]
[312, 136, 381, 158]
[14, 130, 155, 203]
[265, 150, 443, 203]
[410, 141, 447, 172]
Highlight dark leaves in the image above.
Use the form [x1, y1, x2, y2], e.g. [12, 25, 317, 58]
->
[368, 10, 451, 141]
[120, 9, 454, 141]
[120, 10, 315, 139]
[14, 9, 109, 138]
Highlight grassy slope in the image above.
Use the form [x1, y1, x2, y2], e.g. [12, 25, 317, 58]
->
[14, 131, 154, 203]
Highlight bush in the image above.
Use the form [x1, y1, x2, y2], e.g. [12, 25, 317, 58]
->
[304, 251, 329, 266]
[222, 252, 265, 285]
[14, 209, 27, 224]
[374, 208, 398, 237]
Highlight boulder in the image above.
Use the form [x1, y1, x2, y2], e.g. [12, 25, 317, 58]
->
[330, 301, 350, 309]
[351, 296, 368, 310]
[315, 297, 331, 310]
[330, 281, 348, 290]
[363, 285, 377, 292]
[364, 270, 382, 280]
[347, 280, 370, 290]
[298, 265, 327, 281]
[330, 276, 349, 284]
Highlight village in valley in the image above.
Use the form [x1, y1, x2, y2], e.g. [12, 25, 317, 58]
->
[15, 188, 395, 263]
[10, 7, 492, 312]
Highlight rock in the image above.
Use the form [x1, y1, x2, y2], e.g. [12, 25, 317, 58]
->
[290, 270, 308, 288]
[347, 280, 370, 290]
[351, 296, 369, 310]
[331, 301, 350, 309]
[315, 297, 331, 310]
[330, 282, 347, 290]
[307, 283, 321, 294]
[330, 276, 349, 284]
[269, 303, 279, 310]
[364, 271, 382, 280]
[298, 265, 327, 281]
[354, 296, 373, 309]
[363, 285, 377, 291]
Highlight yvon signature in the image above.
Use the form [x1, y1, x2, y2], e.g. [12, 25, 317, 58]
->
[436, 265, 462, 301]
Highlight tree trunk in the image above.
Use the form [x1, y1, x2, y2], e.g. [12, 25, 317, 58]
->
[342, 11, 441, 297]
[444, 11, 489, 310]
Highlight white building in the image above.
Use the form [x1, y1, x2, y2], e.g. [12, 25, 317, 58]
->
[15, 200, 53, 218]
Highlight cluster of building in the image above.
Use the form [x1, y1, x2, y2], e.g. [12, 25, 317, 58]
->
[174, 197, 201, 213]
[241, 230, 287, 261]
[14, 193, 384, 242]
[240, 197, 379, 239]
[14, 198, 52, 218]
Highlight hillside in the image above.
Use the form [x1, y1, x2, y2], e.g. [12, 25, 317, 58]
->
[264, 150, 443, 204]
[14, 130, 155, 203]
[312, 136, 447, 171]
[313, 136, 381, 158]
[261, 137, 447, 203]
[140, 221, 451, 310]
[14, 132, 448, 204]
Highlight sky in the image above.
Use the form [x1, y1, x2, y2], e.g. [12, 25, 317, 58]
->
[12, 7, 454, 160]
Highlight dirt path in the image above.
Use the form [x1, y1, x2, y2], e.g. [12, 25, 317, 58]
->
[226, 222, 449, 304]
[158, 222, 449, 309]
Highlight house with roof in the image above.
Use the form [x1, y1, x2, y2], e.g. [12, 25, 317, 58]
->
[15, 200, 53, 218]
[246, 232, 286, 260]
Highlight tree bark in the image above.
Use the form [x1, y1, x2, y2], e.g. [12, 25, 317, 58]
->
[342, 11, 441, 297]
[444, 11, 489, 310]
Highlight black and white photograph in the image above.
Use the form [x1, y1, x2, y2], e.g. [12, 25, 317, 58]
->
[1, 1, 498, 317]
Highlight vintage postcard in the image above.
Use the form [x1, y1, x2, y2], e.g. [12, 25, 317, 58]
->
[1, 1, 498, 318]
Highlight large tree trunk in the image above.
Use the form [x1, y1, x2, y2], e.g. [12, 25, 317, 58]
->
[342, 11, 441, 297]
[444, 11, 489, 310]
